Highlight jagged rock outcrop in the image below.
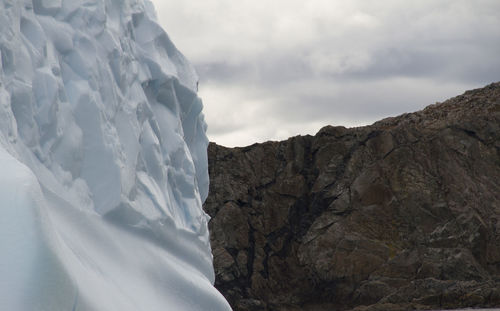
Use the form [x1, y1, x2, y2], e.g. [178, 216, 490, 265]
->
[203, 82, 500, 311]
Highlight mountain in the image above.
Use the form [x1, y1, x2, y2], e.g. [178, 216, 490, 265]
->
[0, 0, 230, 310]
[204, 82, 500, 311]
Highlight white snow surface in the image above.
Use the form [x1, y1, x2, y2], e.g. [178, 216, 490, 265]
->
[0, 0, 230, 310]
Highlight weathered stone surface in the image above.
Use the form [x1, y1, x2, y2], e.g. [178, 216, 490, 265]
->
[204, 82, 500, 310]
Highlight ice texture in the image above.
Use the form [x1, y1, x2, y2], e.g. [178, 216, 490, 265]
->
[0, 0, 229, 310]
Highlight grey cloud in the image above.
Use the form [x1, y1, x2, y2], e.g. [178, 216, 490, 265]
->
[346, 46, 500, 84]
[152, 0, 500, 146]
[211, 76, 474, 125]
[196, 40, 500, 88]
[195, 55, 314, 85]
[205, 117, 247, 136]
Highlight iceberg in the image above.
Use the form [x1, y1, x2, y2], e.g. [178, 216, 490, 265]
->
[0, 0, 230, 310]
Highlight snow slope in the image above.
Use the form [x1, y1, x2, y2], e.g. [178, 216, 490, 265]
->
[0, 0, 230, 310]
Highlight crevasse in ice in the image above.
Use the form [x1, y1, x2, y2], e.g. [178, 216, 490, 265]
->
[0, 0, 230, 310]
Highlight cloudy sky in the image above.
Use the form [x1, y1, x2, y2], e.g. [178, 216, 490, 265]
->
[150, 0, 500, 147]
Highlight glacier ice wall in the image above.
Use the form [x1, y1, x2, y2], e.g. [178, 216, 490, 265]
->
[0, 0, 230, 310]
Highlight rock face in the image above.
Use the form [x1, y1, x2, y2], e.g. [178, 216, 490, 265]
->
[203, 82, 500, 311]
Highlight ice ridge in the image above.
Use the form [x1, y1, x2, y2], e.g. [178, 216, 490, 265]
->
[0, 0, 229, 310]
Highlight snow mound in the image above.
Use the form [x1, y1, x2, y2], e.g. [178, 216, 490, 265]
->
[0, 0, 229, 310]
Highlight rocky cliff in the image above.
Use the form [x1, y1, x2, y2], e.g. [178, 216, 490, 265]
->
[203, 82, 500, 311]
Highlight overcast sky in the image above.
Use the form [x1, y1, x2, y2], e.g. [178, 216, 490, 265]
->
[150, 0, 500, 147]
